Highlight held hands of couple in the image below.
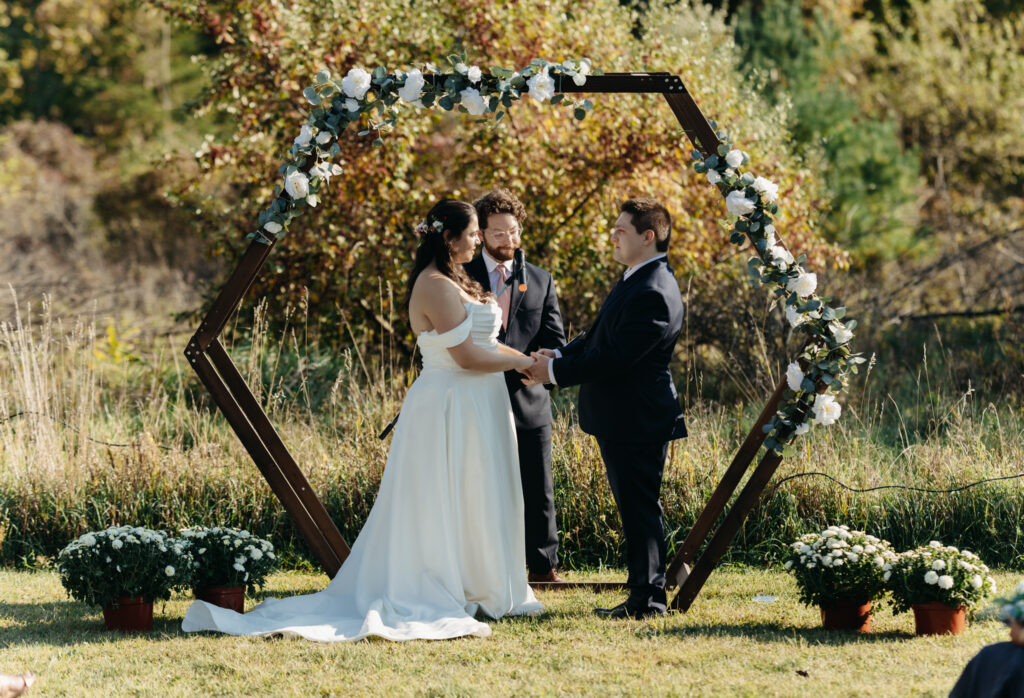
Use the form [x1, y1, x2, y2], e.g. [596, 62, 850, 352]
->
[518, 349, 555, 386]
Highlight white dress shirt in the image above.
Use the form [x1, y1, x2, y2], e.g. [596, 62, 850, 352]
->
[546, 254, 667, 385]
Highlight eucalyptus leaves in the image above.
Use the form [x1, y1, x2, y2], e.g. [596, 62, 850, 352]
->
[692, 126, 866, 455]
[255, 56, 597, 244]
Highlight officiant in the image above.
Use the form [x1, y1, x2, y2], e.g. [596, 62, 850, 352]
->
[465, 189, 567, 583]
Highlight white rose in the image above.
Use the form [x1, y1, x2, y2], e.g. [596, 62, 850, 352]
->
[397, 68, 425, 103]
[833, 557, 845, 566]
[831, 322, 853, 345]
[460, 87, 487, 116]
[852, 545, 864, 553]
[752, 176, 779, 203]
[341, 67, 372, 100]
[771, 245, 794, 268]
[725, 149, 745, 168]
[847, 553, 859, 562]
[884, 570, 892, 581]
[250, 549, 263, 560]
[931, 560, 946, 571]
[456, 62, 469, 75]
[467, 65, 482, 83]
[284, 171, 310, 200]
[971, 575, 983, 589]
[293, 124, 314, 147]
[794, 422, 810, 435]
[233, 562, 245, 572]
[784, 560, 793, 570]
[725, 190, 756, 217]
[198, 548, 207, 555]
[112, 539, 124, 549]
[937, 575, 954, 590]
[344, 98, 360, 113]
[873, 556, 885, 567]
[786, 361, 804, 391]
[706, 169, 722, 185]
[165, 565, 175, 576]
[526, 69, 555, 102]
[812, 393, 842, 426]
[925, 570, 939, 584]
[929, 541, 943, 548]
[81, 534, 97, 547]
[787, 272, 818, 298]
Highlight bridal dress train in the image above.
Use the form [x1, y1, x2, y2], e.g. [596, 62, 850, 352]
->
[182, 301, 542, 641]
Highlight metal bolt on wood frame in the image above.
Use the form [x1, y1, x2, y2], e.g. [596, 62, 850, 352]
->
[186, 71, 788, 603]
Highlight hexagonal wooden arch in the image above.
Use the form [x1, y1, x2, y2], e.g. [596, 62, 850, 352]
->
[184, 71, 790, 612]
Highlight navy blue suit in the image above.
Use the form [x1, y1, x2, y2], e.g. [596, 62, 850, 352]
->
[465, 254, 566, 574]
[553, 256, 685, 609]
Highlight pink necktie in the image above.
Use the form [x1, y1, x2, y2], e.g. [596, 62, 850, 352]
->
[496, 264, 510, 330]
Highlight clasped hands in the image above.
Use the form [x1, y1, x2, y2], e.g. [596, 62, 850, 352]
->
[518, 348, 556, 386]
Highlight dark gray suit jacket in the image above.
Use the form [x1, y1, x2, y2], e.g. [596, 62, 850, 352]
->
[464, 254, 566, 430]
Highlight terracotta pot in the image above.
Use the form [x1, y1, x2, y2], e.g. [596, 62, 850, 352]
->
[912, 601, 966, 636]
[194, 585, 245, 613]
[819, 600, 873, 632]
[102, 595, 153, 632]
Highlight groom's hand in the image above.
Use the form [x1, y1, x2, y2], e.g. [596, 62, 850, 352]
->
[535, 348, 556, 359]
[520, 352, 552, 387]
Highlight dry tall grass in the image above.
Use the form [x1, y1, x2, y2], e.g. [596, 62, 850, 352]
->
[1, 290, 1022, 568]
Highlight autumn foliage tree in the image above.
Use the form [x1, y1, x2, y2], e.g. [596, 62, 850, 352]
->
[153, 0, 847, 389]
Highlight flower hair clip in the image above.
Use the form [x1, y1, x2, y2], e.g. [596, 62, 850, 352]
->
[414, 220, 445, 239]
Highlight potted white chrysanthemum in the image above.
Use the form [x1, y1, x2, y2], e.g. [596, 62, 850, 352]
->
[57, 526, 192, 631]
[783, 525, 898, 632]
[180, 526, 277, 613]
[887, 541, 997, 635]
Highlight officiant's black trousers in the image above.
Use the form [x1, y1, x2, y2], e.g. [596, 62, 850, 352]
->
[596, 437, 668, 607]
[516, 424, 559, 575]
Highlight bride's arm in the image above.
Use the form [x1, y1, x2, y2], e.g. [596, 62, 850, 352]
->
[418, 276, 531, 373]
[448, 336, 532, 373]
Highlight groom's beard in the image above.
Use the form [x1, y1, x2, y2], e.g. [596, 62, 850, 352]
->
[484, 240, 517, 263]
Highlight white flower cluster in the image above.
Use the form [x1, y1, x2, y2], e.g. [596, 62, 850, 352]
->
[786, 525, 896, 573]
[692, 135, 866, 454]
[180, 526, 276, 588]
[254, 57, 595, 244]
[57, 526, 190, 608]
[888, 541, 997, 613]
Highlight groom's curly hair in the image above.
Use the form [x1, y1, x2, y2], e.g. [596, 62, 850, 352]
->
[473, 188, 527, 228]
[620, 198, 672, 253]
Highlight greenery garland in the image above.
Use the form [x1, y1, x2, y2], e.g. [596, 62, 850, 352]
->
[691, 131, 866, 453]
[253, 55, 596, 244]
[255, 55, 861, 454]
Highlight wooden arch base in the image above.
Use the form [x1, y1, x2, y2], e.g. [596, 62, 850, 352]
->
[185, 71, 788, 608]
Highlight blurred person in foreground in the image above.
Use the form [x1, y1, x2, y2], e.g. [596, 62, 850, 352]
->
[949, 579, 1024, 698]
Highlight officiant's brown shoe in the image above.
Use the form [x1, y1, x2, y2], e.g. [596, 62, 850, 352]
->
[528, 569, 567, 583]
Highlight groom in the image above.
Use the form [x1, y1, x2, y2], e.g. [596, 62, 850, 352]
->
[464, 188, 568, 583]
[525, 197, 686, 618]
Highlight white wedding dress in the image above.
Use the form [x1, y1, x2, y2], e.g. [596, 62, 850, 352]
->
[182, 300, 542, 641]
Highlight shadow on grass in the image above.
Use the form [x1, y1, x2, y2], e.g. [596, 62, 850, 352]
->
[0, 600, 187, 647]
[661, 620, 913, 643]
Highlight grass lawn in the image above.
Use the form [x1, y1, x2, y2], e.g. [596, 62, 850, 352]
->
[1, 567, 1018, 697]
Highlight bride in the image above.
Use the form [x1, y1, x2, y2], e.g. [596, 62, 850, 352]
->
[182, 198, 542, 641]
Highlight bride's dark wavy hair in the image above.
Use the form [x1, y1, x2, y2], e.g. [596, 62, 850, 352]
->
[405, 198, 489, 308]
